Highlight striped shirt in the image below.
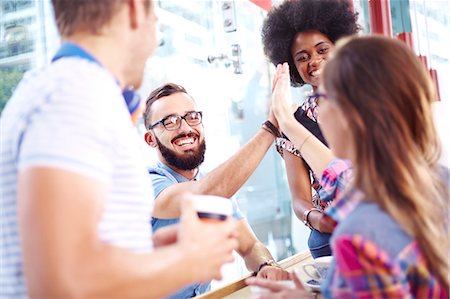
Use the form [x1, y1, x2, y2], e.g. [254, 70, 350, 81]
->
[0, 57, 154, 298]
[322, 167, 448, 298]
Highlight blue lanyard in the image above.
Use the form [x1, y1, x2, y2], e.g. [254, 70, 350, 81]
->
[52, 42, 140, 115]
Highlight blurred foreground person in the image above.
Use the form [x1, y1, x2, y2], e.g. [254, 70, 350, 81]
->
[0, 1, 238, 298]
[247, 36, 449, 298]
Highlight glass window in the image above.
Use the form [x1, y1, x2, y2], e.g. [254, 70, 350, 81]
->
[2, 0, 33, 13]
[409, 0, 449, 102]
[0, 0, 58, 111]
[353, 0, 449, 102]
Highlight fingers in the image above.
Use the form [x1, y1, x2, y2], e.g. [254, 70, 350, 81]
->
[272, 63, 288, 92]
[246, 277, 288, 292]
[257, 267, 290, 281]
[152, 224, 178, 247]
[271, 93, 290, 131]
[316, 213, 336, 234]
[176, 194, 240, 283]
[259, 290, 312, 299]
[179, 194, 197, 223]
[272, 64, 281, 92]
[282, 62, 289, 75]
[290, 272, 306, 290]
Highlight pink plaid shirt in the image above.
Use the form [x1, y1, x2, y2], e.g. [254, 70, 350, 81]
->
[321, 163, 448, 299]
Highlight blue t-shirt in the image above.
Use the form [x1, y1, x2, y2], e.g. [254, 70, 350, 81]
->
[148, 161, 244, 298]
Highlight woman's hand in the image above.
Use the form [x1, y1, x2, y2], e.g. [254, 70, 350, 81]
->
[246, 272, 313, 299]
[257, 265, 291, 281]
[271, 63, 297, 132]
[308, 211, 335, 233]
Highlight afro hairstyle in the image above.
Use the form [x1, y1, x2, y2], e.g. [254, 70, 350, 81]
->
[262, 0, 360, 86]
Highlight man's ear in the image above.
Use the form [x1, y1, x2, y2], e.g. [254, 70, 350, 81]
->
[144, 131, 158, 148]
[127, 0, 143, 29]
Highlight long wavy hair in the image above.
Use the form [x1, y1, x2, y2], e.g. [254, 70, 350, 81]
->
[323, 36, 449, 289]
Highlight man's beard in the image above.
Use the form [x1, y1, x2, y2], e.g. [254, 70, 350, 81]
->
[155, 135, 206, 171]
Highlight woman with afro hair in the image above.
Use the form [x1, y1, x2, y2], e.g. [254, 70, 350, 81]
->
[261, 0, 359, 259]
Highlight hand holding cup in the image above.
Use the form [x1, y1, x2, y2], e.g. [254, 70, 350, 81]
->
[178, 195, 238, 282]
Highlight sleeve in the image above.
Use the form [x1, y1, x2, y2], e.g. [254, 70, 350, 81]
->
[275, 137, 301, 158]
[149, 171, 177, 199]
[319, 159, 352, 202]
[331, 234, 411, 299]
[18, 75, 119, 184]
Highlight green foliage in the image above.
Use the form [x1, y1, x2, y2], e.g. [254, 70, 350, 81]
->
[0, 68, 25, 112]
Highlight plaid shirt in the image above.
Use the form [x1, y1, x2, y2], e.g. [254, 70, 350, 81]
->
[321, 164, 448, 298]
[319, 159, 353, 206]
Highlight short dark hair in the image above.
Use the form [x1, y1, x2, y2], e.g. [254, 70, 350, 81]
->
[261, 0, 360, 86]
[144, 83, 188, 129]
[51, 0, 151, 37]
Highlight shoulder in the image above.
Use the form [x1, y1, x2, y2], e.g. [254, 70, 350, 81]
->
[333, 202, 412, 256]
[148, 163, 182, 198]
[6, 59, 129, 180]
[148, 163, 178, 182]
[51, 58, 122, 109]
[10, 58, 124, 125]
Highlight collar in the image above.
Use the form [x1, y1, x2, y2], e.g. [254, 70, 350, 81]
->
[157, 161, 201, 182]
[325, 188, 364, 223]
[52, 42, 101, 65]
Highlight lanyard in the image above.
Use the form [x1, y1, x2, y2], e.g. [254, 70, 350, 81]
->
[52, 42, 141, 116]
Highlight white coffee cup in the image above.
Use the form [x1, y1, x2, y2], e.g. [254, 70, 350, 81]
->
[302, 255, 332, 282]
[191, 195, 233, 222]
[192, 195, 234, 280]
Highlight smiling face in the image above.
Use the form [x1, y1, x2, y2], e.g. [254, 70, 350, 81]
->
[291, 30, 334, 90]
[145, 92, 206, 170]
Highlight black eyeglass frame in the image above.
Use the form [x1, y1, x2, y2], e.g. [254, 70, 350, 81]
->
[311, 91, 328, 101]
[148, 111, 203, 131]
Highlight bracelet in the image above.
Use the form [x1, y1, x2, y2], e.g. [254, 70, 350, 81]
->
[256, 259, 279, 274]
[262, 120, 281, 138]
[299, 134, 314, 153]
[303, 208, 321, 229]
[261, 126, 273, 136]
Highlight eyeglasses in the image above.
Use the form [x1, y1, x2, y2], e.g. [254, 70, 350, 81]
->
[311, 91, 328, 102]
[149, 111, 203, 131]
[311, 91, 327, 100]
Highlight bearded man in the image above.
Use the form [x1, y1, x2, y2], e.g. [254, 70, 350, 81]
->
[143, 83, 289, 298]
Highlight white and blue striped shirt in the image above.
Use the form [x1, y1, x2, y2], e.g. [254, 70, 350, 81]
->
[0, 57, 154, 298]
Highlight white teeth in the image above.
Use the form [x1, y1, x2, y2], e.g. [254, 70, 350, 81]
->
[310, 69, 321, 77]
[175, 137, 194, 146]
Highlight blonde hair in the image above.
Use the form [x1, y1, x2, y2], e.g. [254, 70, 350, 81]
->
[51, 0, 151, 37]
[323, 36, 449, 289]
